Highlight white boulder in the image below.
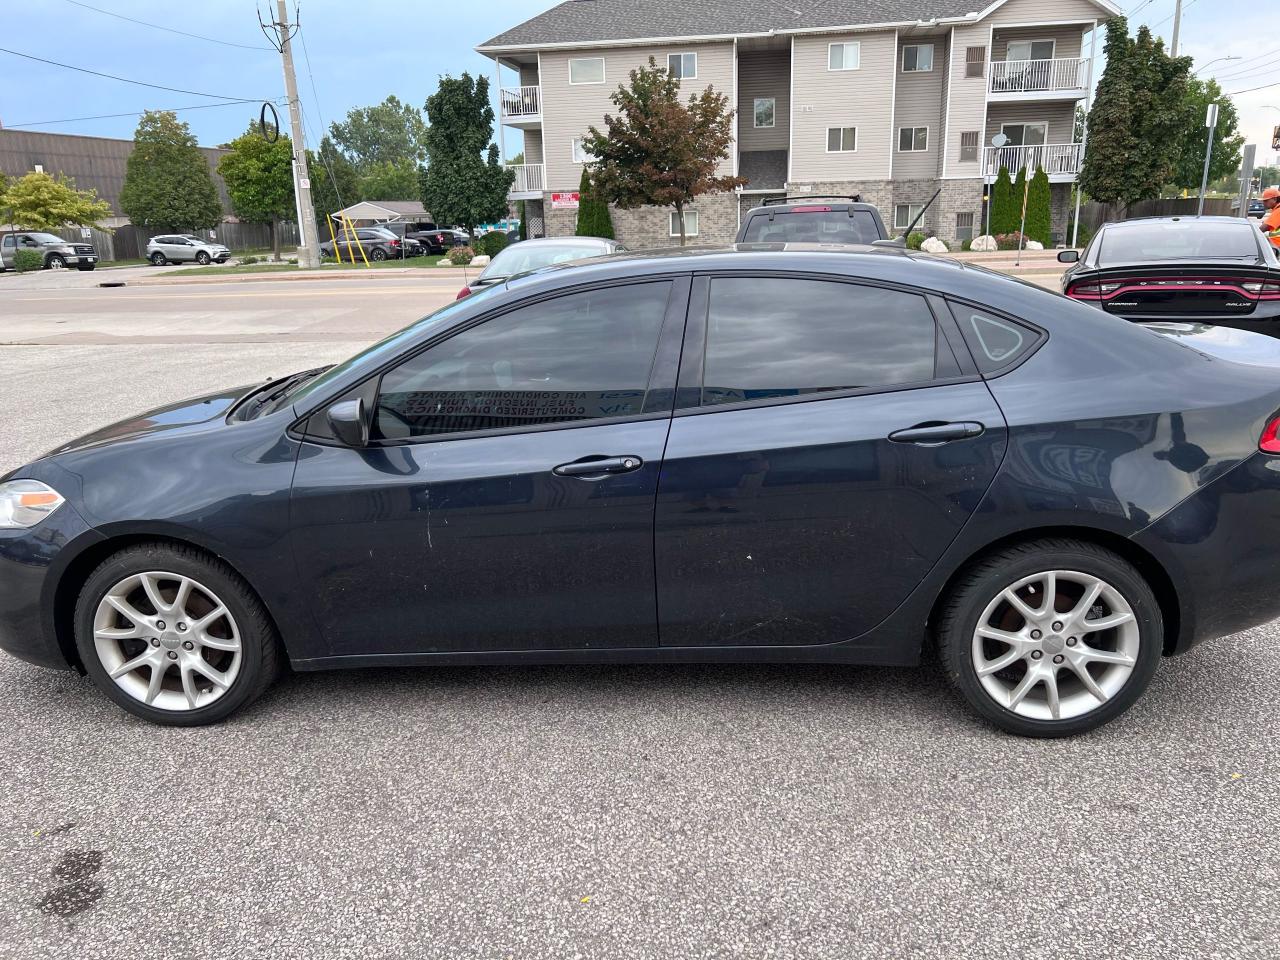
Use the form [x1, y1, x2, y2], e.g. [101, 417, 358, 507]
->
[470, 255, 491, 266]
[437, 258, 454, 266]
[1024, 239, 1044, 251]
[970, 234, 998, 252]
[920, 236, 949, 254]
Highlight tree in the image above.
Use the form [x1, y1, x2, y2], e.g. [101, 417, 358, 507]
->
[329, 95, 429, 168]
[307, 135, 359, 232]
[1170, 78, 1243, 191]
[359, 159, 420, 201]
[575, 168, 614, 239]
[118, 111, 223, 234]
[1, 171, 111, 230]
[419, 73, 514, 235]
[217, 128, 295, 261]
[583, 57, 745, 245]
[1024, 167, 1052, 246]
[989, 166, 1016, 235]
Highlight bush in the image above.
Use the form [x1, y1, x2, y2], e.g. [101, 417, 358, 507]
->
[1023, 167, 1052, 247]
[905, 231, 926, 250]
[961, 238, 973, 252]
[517, 200, 528, 242]
[476, 231, 509, 258]
[989, 166, 1017, 235]
[446, 245, 474, 265]
[13, 249, 43, 272]
[994, 232, 1028, 251]
[575, 168, 615, 239]
[239, 255, 259, 265]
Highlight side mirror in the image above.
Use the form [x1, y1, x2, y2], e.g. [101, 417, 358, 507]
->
[1057, 249, 1080, 263]
[326, 397, 369, 447]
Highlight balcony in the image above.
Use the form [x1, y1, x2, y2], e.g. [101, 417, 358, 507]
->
[988, 57, 1089, 101]
[982, 143, 1083, 183]
[499, 85, 542, 128]
[506, 163, 545, 200]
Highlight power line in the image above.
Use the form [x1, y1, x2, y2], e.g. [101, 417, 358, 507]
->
[1147, 0, 1199, 31]
[0, 47, 265, 100]
[1228, 78, 1280, 96]
[298, 26, 346, 211]
[58, 0, 273, 51]
[1212, 53, 1280, 81]
[3, 99, 276, 129]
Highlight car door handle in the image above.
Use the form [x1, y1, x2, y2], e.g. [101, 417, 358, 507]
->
[888, 422, 985, 444]
[553, 455, 644, 477]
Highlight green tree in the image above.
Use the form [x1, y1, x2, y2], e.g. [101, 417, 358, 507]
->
[419, 73, 514, 235]
[118, 111, 223, 234]
[583, 57, 744, 245]
[989, 166, 1016, 235]
[329, 95, 429, 168]
[359, 158, 420, 201]
[574, 168, 615, 239]
[216, 128, 295, 262]
[1, 171, 111, 230]
[516, 199, 528, 241]
[1170, 78, 1243, 190]
[1024, 167, 1052, 246]
[307, 135, 359, 233]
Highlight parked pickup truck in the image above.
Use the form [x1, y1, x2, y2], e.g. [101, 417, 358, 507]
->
[0, 231, 98, 271]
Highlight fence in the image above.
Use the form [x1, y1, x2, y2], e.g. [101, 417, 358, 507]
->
[50, 221, 301, 261]
[1078, 198, 1234, 233]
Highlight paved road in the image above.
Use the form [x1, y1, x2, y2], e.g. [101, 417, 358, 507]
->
[0, 275, 1276, 959]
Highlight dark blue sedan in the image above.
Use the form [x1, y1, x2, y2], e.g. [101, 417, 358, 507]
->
[4, 245, 1280, 737]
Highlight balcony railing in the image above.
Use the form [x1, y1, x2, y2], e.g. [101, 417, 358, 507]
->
[990, 57, 1089, 95]
[982, 143, 1083, 178]
[506, 163, 546, 195]
[500, 85, 542, 120]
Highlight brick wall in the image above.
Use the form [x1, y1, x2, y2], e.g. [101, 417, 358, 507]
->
[936, 179, 984, 246]
[543, 192, 739, 249]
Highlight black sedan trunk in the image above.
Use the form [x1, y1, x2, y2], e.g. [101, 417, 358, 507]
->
[1066, 262, 1280, 325]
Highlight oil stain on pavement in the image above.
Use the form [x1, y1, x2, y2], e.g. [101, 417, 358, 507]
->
[38, 849, 104, 918]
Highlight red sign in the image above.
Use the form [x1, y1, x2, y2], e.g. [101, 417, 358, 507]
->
[551, 192, 580, 209]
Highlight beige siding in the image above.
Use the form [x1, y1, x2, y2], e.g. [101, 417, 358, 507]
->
[892, 33, 947, 180]
[988, 0, 1108, 24]
[985, 101, 1077, 144]
[936, 32, 951, 178]
[539, 42, 734, 191]
[522, 129, 543, 164]
[942, 22, 990, 179]
[737, 50, 789, 151]
[790, 30, 896, 182]
[991, 25, 1084, 60]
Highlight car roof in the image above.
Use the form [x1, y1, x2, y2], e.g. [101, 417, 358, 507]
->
[510, 236, 619, 248]
[1100, 216, 1254, 229]
[744, 199, 880, 215]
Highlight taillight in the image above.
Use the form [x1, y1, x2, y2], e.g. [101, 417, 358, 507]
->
[1262, 417, 1280, 453]
[389, 238, 400, 246]
[1066, 281, 1122, 300]
[1242, 281, 1280, 300]
[788, 205, 833, 213]
[456, 287, 471, 300]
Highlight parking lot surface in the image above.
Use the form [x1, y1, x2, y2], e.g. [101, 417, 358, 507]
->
[0, 275, 1276, 959]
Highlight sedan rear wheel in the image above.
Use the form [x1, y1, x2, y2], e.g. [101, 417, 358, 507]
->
[75, 543, 280, 725]
[371, 248, 387, 262]
[938, 539, 1161, 737]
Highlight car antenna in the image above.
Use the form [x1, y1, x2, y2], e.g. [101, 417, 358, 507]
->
[897, 187, 942, 242]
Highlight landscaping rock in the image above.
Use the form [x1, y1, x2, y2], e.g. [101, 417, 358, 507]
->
[1025, 240, 1044, 251]
[471, 255, 491, 267]
[970, 235, 998, 252]
[920, 236, 949, 254]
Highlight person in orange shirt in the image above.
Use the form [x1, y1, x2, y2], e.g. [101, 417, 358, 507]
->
[1260, 187, 1280, 250]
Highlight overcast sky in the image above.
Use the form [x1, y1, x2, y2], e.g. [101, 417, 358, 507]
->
[1, 0, 1277, 166]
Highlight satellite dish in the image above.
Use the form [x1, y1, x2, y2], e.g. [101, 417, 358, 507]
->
[990, 133, 1009, 148]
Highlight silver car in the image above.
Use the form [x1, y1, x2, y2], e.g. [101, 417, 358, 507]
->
[147, 234, 231, 266]
[0, 232, 98, 271]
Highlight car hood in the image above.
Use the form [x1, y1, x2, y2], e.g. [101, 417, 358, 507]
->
[40, 381, 263, 458]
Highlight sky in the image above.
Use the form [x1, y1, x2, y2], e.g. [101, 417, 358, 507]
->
[0, 0, 1277, 167]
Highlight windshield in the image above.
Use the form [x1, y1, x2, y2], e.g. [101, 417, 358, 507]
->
[477, 242, 609, 281]
[27, 233, 66, 244]
[741, 211, 882, 244]
[1098, 222, 1261, 262]
[283, 282, 509, 407]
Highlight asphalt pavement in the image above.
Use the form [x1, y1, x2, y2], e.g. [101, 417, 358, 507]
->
[0, 272, 1276, 959]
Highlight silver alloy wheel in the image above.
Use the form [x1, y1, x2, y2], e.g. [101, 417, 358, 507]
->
[970, 569, 1139, 721]
[48, 256, 65, 269]
[92, 571, 242, 711]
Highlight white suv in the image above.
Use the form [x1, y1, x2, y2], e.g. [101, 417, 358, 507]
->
[147, 235, 231, 265]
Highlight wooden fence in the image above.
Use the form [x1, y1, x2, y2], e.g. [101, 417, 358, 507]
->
[1078, 198, 1235, 232]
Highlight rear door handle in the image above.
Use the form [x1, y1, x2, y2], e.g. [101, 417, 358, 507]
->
[888, 422, 985, 445]
[553, 455, 644, 478]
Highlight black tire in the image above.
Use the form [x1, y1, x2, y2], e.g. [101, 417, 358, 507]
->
[74, 542, 281, 726]
[46, 254, 66, 270]
[150, 252, 167, 265]
[936, 538, 1162, 738]
[371, 247, 388, 262]
[195, 250, 211, 265]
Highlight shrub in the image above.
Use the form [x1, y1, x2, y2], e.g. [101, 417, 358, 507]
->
[961, 238, 973, 252]
[905, 231, 926, 250]
[13, 249, 43, 272]
[239, 255, 259, 265]
[446, 245, 474, 265]
[476, 231, 509, 258]
[1023, 167, 1052, 247]
[517, 200, 528, 242]
[994, 232, 1028, 251]
[575, 168, 615, 239]
[989, 166, 1017, 235]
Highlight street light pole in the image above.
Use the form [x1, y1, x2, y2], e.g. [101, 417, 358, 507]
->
[1197, 102, 1219, 217]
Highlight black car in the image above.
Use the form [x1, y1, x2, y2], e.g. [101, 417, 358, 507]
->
[383, 221, 464, 255]
[320, 226, 422, 262]
[6, 245, 1280, 737]
[1060, 217, 1280, 336]
[1248, 199, 1266, 218]
[737, 196, 888, 244]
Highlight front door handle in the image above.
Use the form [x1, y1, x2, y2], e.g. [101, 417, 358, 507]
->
[888, 422, 985, 445]
[553, 455, 644, 478]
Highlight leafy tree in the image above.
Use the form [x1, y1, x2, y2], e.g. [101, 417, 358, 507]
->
[989, 166, 1016, 235]
[307, 135, 359, 233]
[119, 111, 223, 234]
[1170, 78, 1243, 190]
[419, 73, 514, 235]
[517, 199, 527, 241]
[1024, 167, 1052, 246]
[359, 159, 420, 201]
[583, 57, 745, 245]
[217, 128, 295, 261]
[1, 171, 111, 230]
[575, 168, 614, 239]
[329, 95, 428, 169]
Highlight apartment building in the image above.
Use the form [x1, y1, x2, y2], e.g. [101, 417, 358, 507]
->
[478, 0, 1117, 247]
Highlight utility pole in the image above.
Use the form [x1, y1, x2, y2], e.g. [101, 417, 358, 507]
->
[1197, 102, 1219, 217]
[1170, 0, 1183, 56]
[263, 1, 320, 268]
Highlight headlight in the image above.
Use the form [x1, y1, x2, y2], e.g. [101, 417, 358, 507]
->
[0, 480, 65, 528]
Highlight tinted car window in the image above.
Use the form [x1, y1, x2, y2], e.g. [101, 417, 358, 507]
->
[374, 281, 672, 439]
[701, 277, 937, 406]
[740, 211, 881, 244]
[951, 307, 1040, 374]
[1098, 221, 1260, 262]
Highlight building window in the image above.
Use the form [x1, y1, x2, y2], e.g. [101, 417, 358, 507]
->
[571, 137, 595, 164]
[960, 131, 979, 162]
[894, 203, 926, 230]
[965, 46, 987, 78]
[828, 42, 861, 71]
[956, 212, 975, 242]
[1001, 122, 1047, 146]
[902, 44, 934, 72]
[898, 127, 928, 152]
[670, 210, 699, 237]
[1006, 39, 1055, 63]
[568, 57, 605, 85]
[754, 98, 776, 128]
[667, 52, 697, 79]
[826, 127, 857, 152]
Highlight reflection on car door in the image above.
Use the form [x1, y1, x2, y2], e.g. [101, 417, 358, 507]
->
[289, 277, 690, 657]
[654, 275, 1007, 652]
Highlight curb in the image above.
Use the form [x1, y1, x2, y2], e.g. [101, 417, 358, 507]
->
[133, 267, 470, 287]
